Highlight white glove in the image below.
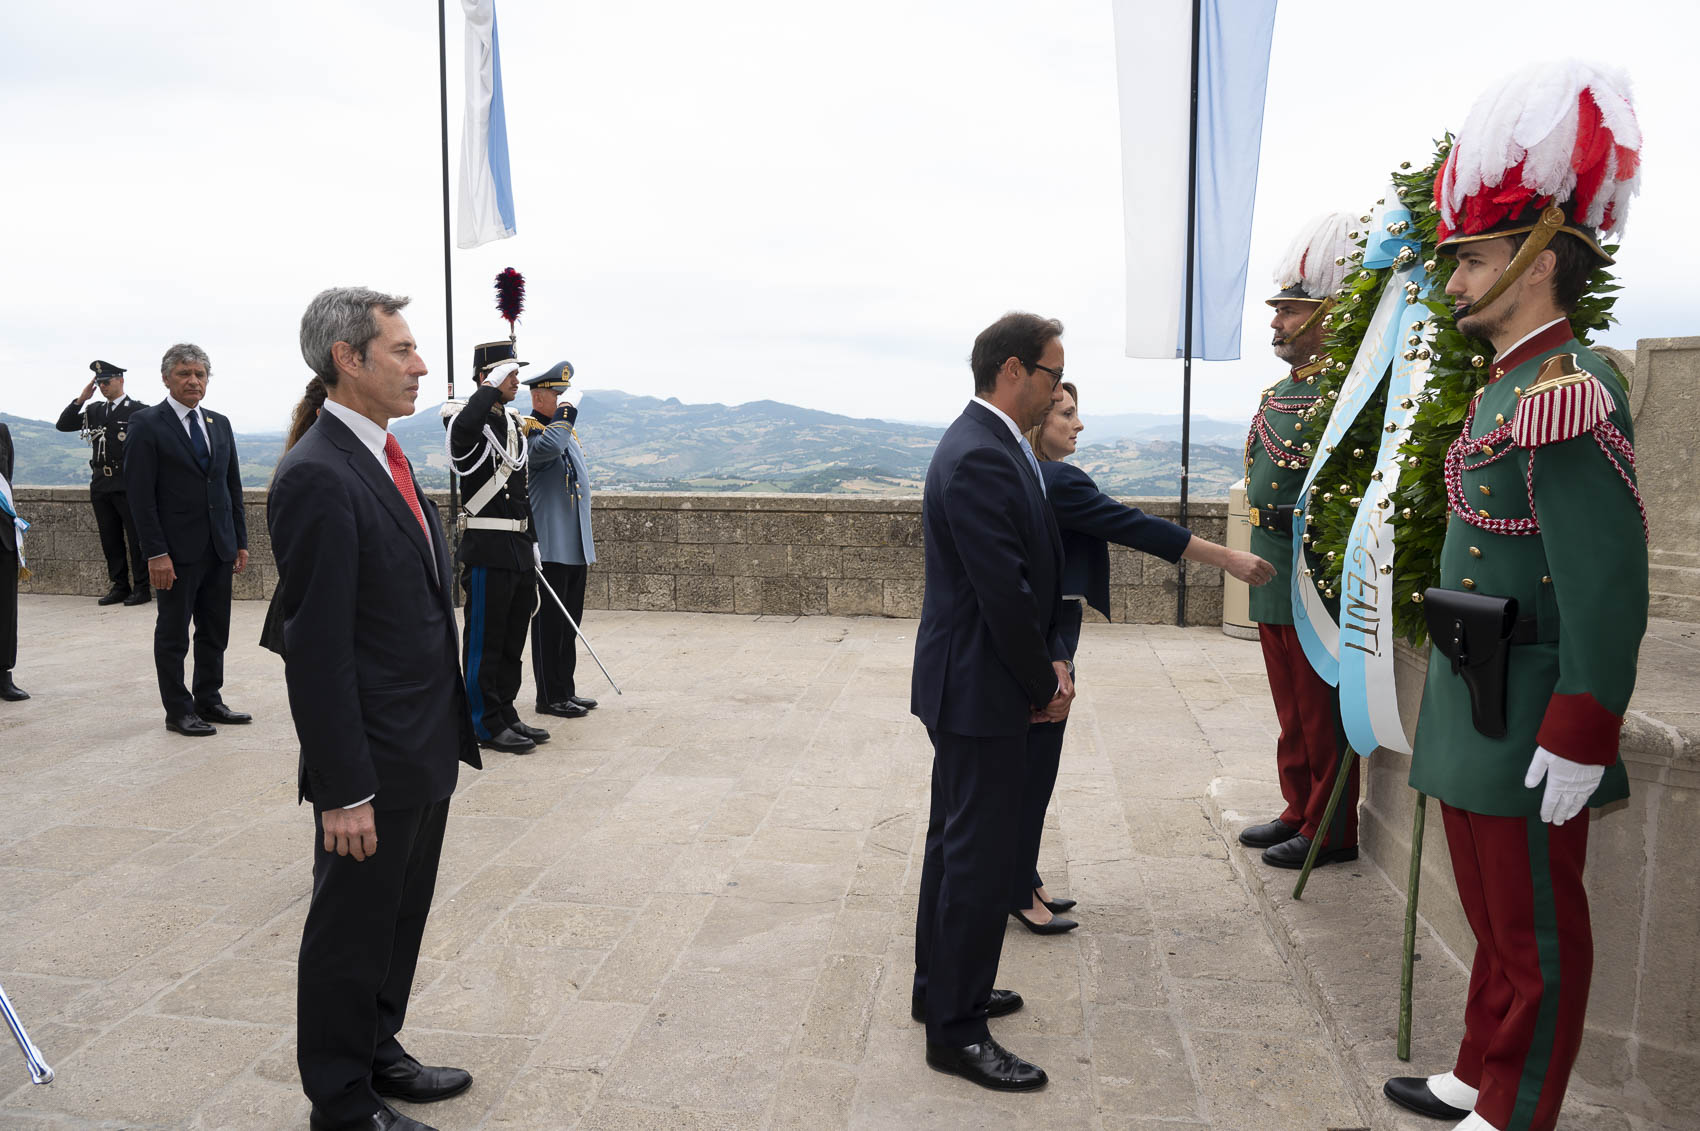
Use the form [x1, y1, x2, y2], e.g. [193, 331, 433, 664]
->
[1523, 745, 1605, 826]
[532, 543, 543, 569]
[560, 383, 582, 409]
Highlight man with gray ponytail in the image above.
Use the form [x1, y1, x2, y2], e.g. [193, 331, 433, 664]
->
[271, 287, 481, 1131]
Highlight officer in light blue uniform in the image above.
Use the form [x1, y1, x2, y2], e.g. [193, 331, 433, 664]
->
[523, 362, 599, 718]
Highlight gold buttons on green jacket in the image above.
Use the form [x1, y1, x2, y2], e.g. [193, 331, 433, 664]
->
[1462, 578, 1476, 589]
[1469, 547, 1482, 557]
[1479, 484, 1492, 496]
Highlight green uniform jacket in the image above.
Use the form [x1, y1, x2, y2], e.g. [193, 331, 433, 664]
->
[1410, 324, 1647, 816]
[1245, 361, 1324, 625]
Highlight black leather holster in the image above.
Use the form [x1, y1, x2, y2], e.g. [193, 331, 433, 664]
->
[1424, 587, 1545, 739]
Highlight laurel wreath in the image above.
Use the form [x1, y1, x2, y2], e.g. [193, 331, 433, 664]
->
[1296, 137, 1621, 646]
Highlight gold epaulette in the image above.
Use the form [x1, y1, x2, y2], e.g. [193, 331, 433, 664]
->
[520, 416, 547, 437]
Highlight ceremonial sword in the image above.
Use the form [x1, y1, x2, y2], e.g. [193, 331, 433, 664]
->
[534, 563, 621, 695]
[0, 980, 53, 1085]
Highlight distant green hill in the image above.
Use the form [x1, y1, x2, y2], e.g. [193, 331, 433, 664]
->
[5, 393, 1239, 499]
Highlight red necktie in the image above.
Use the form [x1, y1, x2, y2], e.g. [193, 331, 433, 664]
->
[384, 434, 431, 544]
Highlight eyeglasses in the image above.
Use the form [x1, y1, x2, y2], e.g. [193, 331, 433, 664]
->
[1031, 363, 1064, 389]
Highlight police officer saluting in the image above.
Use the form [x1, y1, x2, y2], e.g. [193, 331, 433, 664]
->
[449, 338, 548, 755]
[522, 362, 598, 719]
[55, 360, 150, 605]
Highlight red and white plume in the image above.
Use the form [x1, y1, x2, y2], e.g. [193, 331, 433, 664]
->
[1435, 60, 1641, 244]
[1272, 212, 1354, 300]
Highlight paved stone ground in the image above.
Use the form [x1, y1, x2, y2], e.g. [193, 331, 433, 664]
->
[0, 594, 1601, 1129]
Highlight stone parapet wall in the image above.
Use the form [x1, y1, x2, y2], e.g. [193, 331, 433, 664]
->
[14, 487, 1228, 626]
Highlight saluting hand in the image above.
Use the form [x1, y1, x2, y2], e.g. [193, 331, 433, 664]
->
[323, 802, 378, 861]
[77, 379, 96, 404]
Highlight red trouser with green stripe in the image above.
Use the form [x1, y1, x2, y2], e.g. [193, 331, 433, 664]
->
[1258, 622, 1358, 847]
[1443, 803, 1592, 1131]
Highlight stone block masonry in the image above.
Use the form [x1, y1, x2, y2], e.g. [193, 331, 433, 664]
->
[14, 488, 1229, 626]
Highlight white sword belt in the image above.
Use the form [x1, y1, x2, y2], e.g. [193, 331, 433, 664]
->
[461, 516, 529, 532]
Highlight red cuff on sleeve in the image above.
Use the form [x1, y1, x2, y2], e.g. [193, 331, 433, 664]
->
[1536, 692, 1624, 765]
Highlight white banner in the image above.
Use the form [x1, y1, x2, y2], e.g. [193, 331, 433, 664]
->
[457, 0, 517, 248]
[1290, 252, 1414, 686]
[1336, 298, 1432, 755]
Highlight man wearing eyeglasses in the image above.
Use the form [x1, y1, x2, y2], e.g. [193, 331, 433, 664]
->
[910, 311, 1073, 1092]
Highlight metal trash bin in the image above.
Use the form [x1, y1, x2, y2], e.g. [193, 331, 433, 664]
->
[1223, 478, 1258, 640]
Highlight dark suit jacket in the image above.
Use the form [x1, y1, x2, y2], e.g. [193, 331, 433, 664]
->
[268, 411, 480, 811]
[0, 424, 15, 551]
[911, 401, 1067, 738]
[123, 399, 246, 562]
[1040, 460, 1191, 622]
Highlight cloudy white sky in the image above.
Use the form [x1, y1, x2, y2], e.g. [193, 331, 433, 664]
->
[3, 1, 1694, 433]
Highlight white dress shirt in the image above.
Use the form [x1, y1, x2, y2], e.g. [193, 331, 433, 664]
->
[164, 394, 209, 438]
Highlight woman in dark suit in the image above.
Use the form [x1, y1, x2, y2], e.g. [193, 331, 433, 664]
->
[1010, 383, 1274, 932]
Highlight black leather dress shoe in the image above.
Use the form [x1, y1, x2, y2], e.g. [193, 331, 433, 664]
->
[925, 1037, 1047, 1091]
[534, 700, 589, 718]
[0, 672, 27, 702]
[508, 720, 551, 744]
[912, 987, 1024, 1024]
[1038, 890, 1077, 913]
[165, 713, 216, 737]
[568, 695, 598, 710]
[309, 1101, 439, 1131]
[1010, 909, 1078, 935]
[1383, 1076, 1470, 1121]
[198, 703, 252, 725]
[479, 726, 536, 754]
[1239, 817, 1302, 849]
[97, 585, 129, 606]
[373, 1054, 473, 1103]
[1262, 833, 1358, 870]
[122, 588, 153, 606]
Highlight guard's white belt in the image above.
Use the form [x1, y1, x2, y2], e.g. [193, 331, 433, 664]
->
[464, 517, 529, 532]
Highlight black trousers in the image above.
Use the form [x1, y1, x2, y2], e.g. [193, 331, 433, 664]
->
[298, 799, 449, 1124]
[530, 560, 587, 706]
[1017, 601, 1084, 905]
[91, 488, 147, 592]
[153, 543, 232, 718]
[1, 543, 16, 672]
[913, 727, 1026, 1047]
[460, 564, 535, 738]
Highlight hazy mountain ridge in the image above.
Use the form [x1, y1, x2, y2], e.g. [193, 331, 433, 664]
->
[4, 393, 1243, 499]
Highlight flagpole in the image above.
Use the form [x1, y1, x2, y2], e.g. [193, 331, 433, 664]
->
[437, 0, 460, 541]
[1177, 0, 1202, 628]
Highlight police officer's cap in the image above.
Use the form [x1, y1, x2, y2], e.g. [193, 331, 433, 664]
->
[89, 359, 127, 382]
[522, 361, 574, 390]
[471, 340, 529, 376]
